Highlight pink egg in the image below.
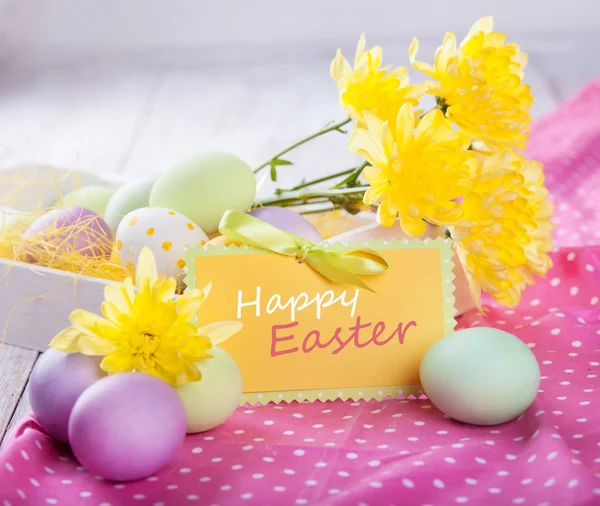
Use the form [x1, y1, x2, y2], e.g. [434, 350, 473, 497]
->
[29, 349, 104, 442]
[19, 206, 112, 261]
[69, 373, 186, 482]
[249, 206, 323, 243]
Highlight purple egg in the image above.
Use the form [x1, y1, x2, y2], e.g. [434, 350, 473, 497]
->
[69, 373, 186, 482]
[19, 206, 112, 261]
[29, 349, 104, 442]
[249, 206, 323, 243]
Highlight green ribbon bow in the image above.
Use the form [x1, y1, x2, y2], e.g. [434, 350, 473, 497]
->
[218, 209, 390, 292]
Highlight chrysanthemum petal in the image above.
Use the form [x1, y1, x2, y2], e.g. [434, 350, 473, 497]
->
[135, 247, 158, 292]
[49, 326, 85, 353]
[198, 321, 243, 345]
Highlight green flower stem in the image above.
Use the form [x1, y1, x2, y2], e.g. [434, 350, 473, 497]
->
[283, 167, 357, 192]
[331, 161, 368, 189]
[257, 186, 369, 207]
[299, 206, 342, 215]
[253, 118, 352, 174]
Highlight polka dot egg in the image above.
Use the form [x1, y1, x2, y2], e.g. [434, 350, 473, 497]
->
[116, 207, 208, 284]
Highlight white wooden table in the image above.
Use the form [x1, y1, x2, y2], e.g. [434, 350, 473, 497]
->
[1, 44, 599, 444]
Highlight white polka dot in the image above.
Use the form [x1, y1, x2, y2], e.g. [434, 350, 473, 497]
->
[412, 460, 425, 466]
[544, 478, 555, 487]
[45, 500, 58, 505]
[550, 278, 561, 287]
[445, 456, 456, 464]
[274, 486, 285, 492]
[199, 477, 211, 483]
[191, 447, 202, 454]
[402, 479, 414, 488]
[252, 473, 264, 479]
[242, 445, 253, 451]
[296, 500, 308, 505]
[433, 479, 445, 489]
[80, 492, 92, 497]
[456, 498, 469, 504]
[293, 449, 305, 456]
[475, 457, 486, 464]
[521, 478, 533, 485]
[134, 495, 146, 500]
[232, 464, 243, 470]
[567, 252, 576, 261]
[241, 493, 253, 500]
[527, 454, 537, 463]
[465, 478, 477, 485]
[550, 328, 561, 335]
[489, 488, 501, 494]
[20, 451, 29, 460]
[530, 299, 540, 306]
[283, 430, 294, 436]
[506, 454, 517, 460]
[570, 286, 579, 296]
[368, 460, 381, 467]
[346, 452, 358, 460]
[263, 420, 274, 426]
[572, 341, 582, 347]
[305, 480, 318, 487]
[513, 498, 526, 504]
[591, 296, 599, 305]
[211, 457, 223, 463]
[180, 468, 191, 473]
[568, 479, 579, 488]
[497, 470, 509, 476]
[30, 479, 40, 487]
[221, 485, 232, 491]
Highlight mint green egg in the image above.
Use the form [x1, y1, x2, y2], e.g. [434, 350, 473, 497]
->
[420, 327, 540, 426]
[175, 347, 242, 433]
[104, 179, 155, 234]
[61, 185, 116, 216]
[149, 152, 256, 234]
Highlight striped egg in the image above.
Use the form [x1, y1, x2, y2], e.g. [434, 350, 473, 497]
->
[116, 207, 208, 285]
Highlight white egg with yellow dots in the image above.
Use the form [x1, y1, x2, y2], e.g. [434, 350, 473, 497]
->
[116, 207, 208, 283]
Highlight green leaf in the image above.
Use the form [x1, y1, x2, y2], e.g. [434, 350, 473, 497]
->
[270, 161, 277, 181]
[273, 158, 293, 166]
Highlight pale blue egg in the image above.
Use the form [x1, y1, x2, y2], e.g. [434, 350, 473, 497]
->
[420, 327, 540, 425]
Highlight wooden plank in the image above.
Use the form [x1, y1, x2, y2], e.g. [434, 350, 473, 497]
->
[3, 380, 34, 447]
[0, 64, 160, 175]
[0, 344, 37, 443]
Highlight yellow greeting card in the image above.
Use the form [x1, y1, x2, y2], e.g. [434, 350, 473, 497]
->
[184, 237, 456, 404]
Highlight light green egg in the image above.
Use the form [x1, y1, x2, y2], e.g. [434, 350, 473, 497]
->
[149, 152, 256, 234]
[420, 327, 540, 426]
[104, 179, 155, 234]
[175, 346, 242, 433]
[61, 185, 116, 216]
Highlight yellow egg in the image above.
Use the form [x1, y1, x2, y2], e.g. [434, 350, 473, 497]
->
[175, 346, 242, 433]
[206, 235, 241, 247]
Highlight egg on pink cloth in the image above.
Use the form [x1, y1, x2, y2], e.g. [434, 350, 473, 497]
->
[19, 206, 112, 261]
[249, 206, 323, 243]
[69, 373, 187, 482]
[28, 349, 104, 442]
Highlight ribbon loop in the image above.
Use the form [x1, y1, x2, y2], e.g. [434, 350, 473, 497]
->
[218, 210, 390, 292]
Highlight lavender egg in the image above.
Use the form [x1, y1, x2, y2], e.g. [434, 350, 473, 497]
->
[19, 206, 112, 261]
[249, 206, 323, 243]
[29, 349, 104, 442]
[69, 373, 186, 482]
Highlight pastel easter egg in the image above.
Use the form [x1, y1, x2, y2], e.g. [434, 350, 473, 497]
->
[150, 152, 257, 234]
[61, 185, 117, 216]
[420, 327, 540, 426]
[29, 349, 104, 442]
[249, 206, 323, 243]
[19, 206, 112, 261]
[69, 373, 186, 481]
[116, 207, 208, 283]
[175, 347, 242, 433]
[104, 179, 155, 234]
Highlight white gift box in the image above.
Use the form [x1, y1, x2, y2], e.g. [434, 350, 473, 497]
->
[0, 164, 127, 352]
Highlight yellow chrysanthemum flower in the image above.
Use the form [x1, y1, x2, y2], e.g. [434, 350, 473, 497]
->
[349, 103, 476, 236]
[452, 151, 554, 308]
[331, 34, 425, 135]
[409, 16, 533, 151]
[50, 247, 242, 386]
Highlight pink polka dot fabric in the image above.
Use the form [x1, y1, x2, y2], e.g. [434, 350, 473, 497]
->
[2, 81, 600, 506]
